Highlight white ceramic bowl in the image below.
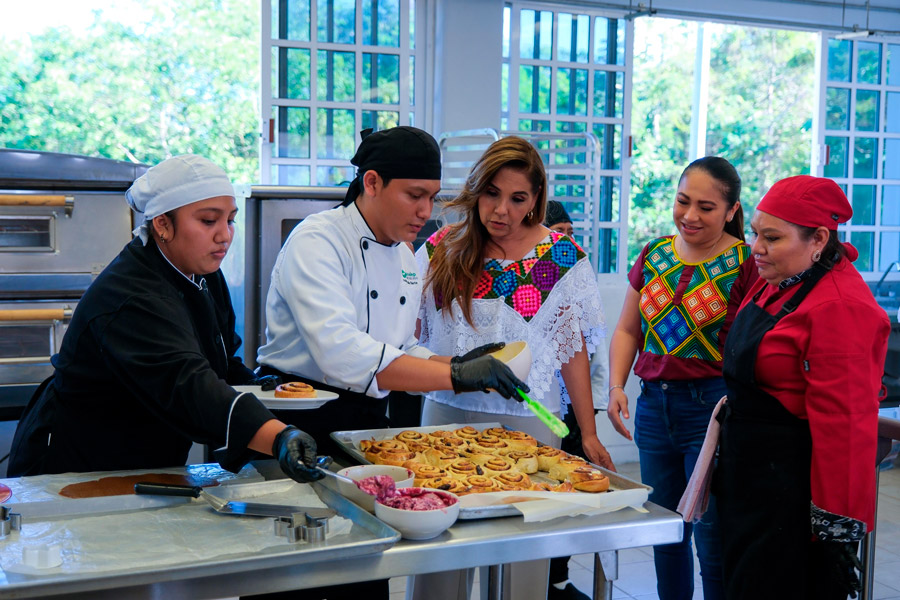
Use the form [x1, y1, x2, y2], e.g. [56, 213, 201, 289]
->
[374, 488, 460, 540]
[336, 465, 414, 512]
[489, 340, 532, 382]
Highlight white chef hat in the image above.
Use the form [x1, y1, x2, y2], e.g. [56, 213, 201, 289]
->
[126, 155, 235, 245]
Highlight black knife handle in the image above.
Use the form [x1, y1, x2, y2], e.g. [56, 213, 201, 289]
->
[134, 482, 203, 498]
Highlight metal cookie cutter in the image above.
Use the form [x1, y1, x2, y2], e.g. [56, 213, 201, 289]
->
[277, 510, 332, 544]
[301, 511, 329, 543]
[0, 506, 22, 538]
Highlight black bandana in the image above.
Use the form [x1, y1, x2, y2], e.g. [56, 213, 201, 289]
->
[341, 126, 442, 206]
[544, 200, 572, 227]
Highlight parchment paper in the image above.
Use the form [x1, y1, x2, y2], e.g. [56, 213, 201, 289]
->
[458, 488, 649, 522]
[0, 476, 352, 576]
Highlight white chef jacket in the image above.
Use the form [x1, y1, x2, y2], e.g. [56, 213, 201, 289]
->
[257, 202, 434, 398]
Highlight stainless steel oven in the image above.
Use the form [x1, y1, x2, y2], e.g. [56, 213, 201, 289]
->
[0, 149, 147, 417]
[239, 186, 447, 369]
[239, 186, 344, 368]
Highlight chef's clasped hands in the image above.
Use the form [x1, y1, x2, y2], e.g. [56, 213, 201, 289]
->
[273, 425, 324, 483]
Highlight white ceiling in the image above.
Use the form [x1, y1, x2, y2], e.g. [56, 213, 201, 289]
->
[567, 0, 900, 36]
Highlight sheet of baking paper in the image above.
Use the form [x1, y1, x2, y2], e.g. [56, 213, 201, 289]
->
[0, 479, 352, 576]
[458, 488, 649, 522]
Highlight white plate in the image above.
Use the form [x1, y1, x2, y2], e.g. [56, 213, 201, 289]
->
[232, 385, 338, 410]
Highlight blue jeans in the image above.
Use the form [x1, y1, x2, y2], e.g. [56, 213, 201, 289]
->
[634, 378, 725, 600]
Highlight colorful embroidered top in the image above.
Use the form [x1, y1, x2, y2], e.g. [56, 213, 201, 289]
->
[425, 228, 584, 320]
[627, 235, 758, 381]
[417, 227, 606, 417]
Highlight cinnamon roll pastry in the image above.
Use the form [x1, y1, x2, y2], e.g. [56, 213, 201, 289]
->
[505, 430, 539, 451]
[462, 475, 501, 493]
[446, 458, 483, 479]
[567, 466, 610, 493]
[434, 436, 468, 451]
[374, 439, 410, 451]
[535, 446, 566, 471]
[495, 480, 524, 491]
[358, 438, 377, 453]
[482, 427, 510, 439]
[470, 434, 511, 454]
[403, 461, 449, 486]
[548, 456, 590, 482]
[493, 471, 532, 489]
[459, 446, 497, 466]
[422, 446, 460, 468]
[530, 481, 576, 493]
[375, 447, 418, 467]
[480, 456, 516, 476]
[274, 382, 315, 398]
[363, 439, 409, 464]
[419, 476, 469, 495]
[454, 426, 481, 440]
[503, 450, 539, 474]
[394, 430, 430, 446]
[427, 430, 457, 441]
[407, 439, 432, 453]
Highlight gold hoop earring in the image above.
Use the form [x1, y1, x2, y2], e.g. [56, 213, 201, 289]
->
[812, 249, 822, 262]
[527, 210, 534, 220]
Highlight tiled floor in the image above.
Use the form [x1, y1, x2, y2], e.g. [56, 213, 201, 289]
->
[388, 459, 900, 600]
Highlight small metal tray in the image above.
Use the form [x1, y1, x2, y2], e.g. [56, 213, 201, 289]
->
[330, 424, 651, 520]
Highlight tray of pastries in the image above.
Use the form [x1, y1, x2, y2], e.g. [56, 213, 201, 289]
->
[330, 423, 650, 519]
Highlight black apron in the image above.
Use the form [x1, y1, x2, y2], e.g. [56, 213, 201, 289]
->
[716, 263, 844, 600]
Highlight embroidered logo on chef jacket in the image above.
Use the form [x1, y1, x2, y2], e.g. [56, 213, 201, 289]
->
[401, 269, 418, 285]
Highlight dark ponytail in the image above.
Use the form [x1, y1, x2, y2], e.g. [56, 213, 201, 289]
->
[680, 156, 744, 241]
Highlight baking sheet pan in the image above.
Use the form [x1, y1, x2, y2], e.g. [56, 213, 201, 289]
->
[0, 471, 399, 581]
[330, 423, 651, 520]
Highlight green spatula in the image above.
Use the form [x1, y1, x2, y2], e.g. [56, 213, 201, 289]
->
[516, 388, 570, 438]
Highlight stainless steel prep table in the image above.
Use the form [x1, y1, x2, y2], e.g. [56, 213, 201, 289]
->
[0, 462, 683, 600]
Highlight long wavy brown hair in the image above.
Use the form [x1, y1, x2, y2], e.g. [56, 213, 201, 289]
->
[425, 137, 548, 326]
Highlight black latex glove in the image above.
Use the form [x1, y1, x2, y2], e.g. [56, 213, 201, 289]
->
[272, 425, 324, 484]
[450, 342, 506, 364]
[253, 374, 282, 391]
[450, 355, 528, 400]
[819, 541, 863, 599]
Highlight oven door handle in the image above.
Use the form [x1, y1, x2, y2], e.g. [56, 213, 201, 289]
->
[0, 308, 72, 322]
[0, 194, 75, 216]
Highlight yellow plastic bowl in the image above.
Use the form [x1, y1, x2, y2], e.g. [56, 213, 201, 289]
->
[489, 341, 532, 382]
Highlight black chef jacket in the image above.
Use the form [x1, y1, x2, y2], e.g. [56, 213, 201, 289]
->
[8, 237, 275, 476]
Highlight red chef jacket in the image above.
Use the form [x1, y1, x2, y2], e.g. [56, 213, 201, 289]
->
[741, 256, 889, 529]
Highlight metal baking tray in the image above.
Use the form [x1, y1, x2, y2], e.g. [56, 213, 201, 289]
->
[0, 474, 400, 586]
[330, 423, 651, 520]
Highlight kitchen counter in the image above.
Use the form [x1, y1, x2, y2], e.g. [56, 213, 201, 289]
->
[0, 462, 683, 599]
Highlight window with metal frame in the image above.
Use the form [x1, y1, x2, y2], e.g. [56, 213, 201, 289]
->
[501, 2, 632, 274]
[820, 37, 900, 276]
[261, 0, 422, 186]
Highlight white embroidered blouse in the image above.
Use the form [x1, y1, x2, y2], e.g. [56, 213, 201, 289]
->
[415, 228, 606, 416]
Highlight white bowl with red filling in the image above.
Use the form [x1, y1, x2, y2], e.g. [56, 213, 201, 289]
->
[336, 465, 414, 512]
[374, 487, 460, 540]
